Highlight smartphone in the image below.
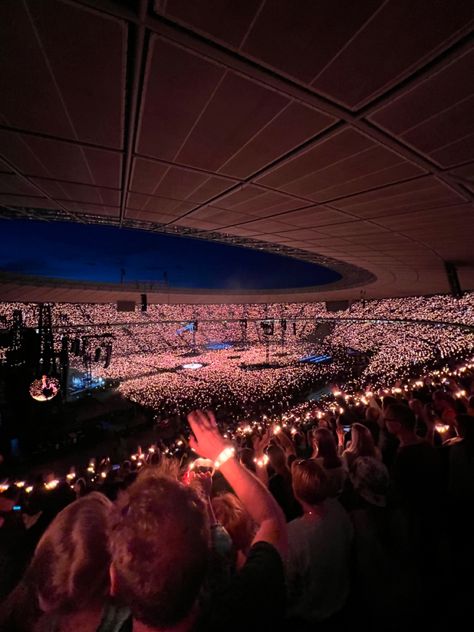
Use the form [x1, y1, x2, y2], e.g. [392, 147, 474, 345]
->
[342, 425, 351, 433]
[189, 457, 215, 475]
[13, 505, 22, 511]
[112, 464, 120, 471]
[194, 465, 214, 474]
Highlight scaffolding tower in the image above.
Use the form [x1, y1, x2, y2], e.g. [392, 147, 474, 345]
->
[37, 303, 56, 376]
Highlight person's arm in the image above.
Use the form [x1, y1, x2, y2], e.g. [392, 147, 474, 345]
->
[188, 410, 287, 557]
[251, 432, 270, 487]
[275, 429, 296, 461]
[253, 454, 269, 487]
[336, 423, 345, 455]
[367, 393, 384, 428]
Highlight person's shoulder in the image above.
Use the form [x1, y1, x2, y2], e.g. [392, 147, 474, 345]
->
[399, 441, 432, 456]
[287, 516, 305, 535]
[326, 498, 353, 527]
[246, 540, 283, 566]
[236, 541, 285, 587]
[201, 540, 285, 630]
[326, 497, 348, 515]
[268, 473, 282, 489]
[419, 441, 442, 462]
[239, 541, 286, 595]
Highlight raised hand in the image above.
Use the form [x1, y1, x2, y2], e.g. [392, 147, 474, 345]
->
[188, 412, 287, 556]
[187, 410, 230, 462]
[252, 427, 271, 456]
[336, 424, 345, 446]
[275, 429, 296, 456]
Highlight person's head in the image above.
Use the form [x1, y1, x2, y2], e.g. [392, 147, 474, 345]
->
[292, 430, 305, 450]
[440, 406, 457, 426]
[347, 423, 377, 458]
[291, 459, 328, 507]
[0, 493, 112, 631]
[35, 492, 112, 612]
[211, 493, 255, 556]
[109, 469, 209, 630]
[382, 396, 398, 411]
[313, 427, 341, 469]
[384, 403, 416, 437]
[74, 477, 88, 498]
[365, 406, 380, 424]
[317, 415, 331, 429]
[267, 444, 289, 475]
[350, 457, 390, 507]
[432, 390, 456, 414]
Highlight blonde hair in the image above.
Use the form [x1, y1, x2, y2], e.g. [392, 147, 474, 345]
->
[346, 423, 377, 458]
[313, 427, 342, 469]
[0, 493, 112, 631]
[212, 493, 256, 553]
[35, 492, 112, 612]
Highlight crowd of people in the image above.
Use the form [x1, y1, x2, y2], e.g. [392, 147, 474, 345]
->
[1, 348, 473, 631]
[68, 312, 474, 413]
[2, 295, 473, 415]
[2, 292, 473, 327]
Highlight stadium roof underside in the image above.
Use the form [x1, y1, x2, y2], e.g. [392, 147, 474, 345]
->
[0, 0, 473, 304]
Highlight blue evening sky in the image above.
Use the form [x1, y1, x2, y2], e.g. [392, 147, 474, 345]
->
[0, 220, 341, 290]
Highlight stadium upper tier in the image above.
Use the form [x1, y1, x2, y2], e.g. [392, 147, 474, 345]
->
[1, 293, 474, 329]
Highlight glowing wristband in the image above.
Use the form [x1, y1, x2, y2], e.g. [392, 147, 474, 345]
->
[214, 447, 235, 469]
[253, 454, 269, 468]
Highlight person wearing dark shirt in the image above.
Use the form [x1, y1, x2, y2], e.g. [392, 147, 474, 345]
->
[104, 410, 287, 632]
[267, 444, 301, 522]
[384, 402, 444, 591]
[384, 403, 442, 509]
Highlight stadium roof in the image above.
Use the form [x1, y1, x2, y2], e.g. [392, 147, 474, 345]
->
[0, 0, 473, 303]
